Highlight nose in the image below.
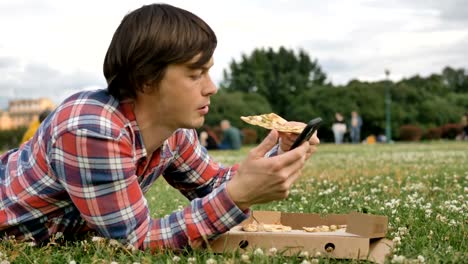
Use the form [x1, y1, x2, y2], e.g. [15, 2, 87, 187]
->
[202, 74, 218, 96]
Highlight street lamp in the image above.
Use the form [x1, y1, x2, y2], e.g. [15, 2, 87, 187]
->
[384, 69, 392, 143]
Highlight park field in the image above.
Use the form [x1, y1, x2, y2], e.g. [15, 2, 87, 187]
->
[1, 142, 467, 263]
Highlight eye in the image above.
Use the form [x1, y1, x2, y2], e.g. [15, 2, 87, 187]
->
[190, 74, 203, 80]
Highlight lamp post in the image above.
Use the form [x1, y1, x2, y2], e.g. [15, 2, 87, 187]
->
[384, 69, 392, 143]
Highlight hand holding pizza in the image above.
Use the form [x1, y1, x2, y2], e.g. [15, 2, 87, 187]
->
[240, 113, 320, 158]
[277, 121, 320, 158]
[226, 129, 310, 210]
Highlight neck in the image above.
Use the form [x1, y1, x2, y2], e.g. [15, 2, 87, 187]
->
[133, 97, 175, 155]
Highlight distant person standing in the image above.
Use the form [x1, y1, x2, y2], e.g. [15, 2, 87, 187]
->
[332, 112, 346, 144]
[218, 119, 242, 150]
[461, 112, 468, 140]
[350, 111, 363, 143]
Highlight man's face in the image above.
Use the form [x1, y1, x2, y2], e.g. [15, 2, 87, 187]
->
[150, 55, 217, 130]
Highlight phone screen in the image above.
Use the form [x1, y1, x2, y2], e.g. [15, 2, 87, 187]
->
[289, 117, 322, 150]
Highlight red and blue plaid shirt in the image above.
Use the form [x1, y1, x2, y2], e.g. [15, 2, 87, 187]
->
[0, 89, 275, 249]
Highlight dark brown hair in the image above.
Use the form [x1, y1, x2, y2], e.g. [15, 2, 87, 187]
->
[103, 3, 217, 100]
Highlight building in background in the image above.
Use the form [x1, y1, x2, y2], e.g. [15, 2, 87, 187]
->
[0, 98, 55, 130]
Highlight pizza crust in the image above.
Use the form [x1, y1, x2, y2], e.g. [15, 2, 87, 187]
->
[240, 113, 305, 134]
[302, 224, 347, 232]
[242, 222, 292, 232]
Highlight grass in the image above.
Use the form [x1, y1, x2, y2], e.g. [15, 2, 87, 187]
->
[1, 141, 467, 263]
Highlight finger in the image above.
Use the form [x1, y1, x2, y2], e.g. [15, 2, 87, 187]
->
[308, 132, 320, 145]
[281, 154, 306, 181]
[270, 142, 308, 169]
[305, 145, 317, 160]
[284, 164, 304, 186]
[250, 129, 279, 158]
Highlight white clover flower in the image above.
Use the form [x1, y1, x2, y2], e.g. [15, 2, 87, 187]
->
[254, 248, 264, 256]
[187, 257, 196, 264]
[315, 251, 322, 257]
[448, 219, 457, 226]
[91, 236, 106, 243]
[177, 205, 184, 211]
[54, 232, 64, 240]
[172, 256, 181, 263]
[393, 237, 401, 244]
[299, 251, 309, 258]
[398, 227, 408, 236]
[69, 261, 76, 264]
[27, 241, 36, 247]
[417, 255, 425, 263]
[311, 259, 319, 264]
[0, 261, 10, 264]
[110, 262, 118, 264]
[109, 239, 121, 247]
[391, 255, 406, 263]
[126, 244, 138, 253]
[300, 260, 311, 264]
[205, 258, 217, 264]
[268, 247, 278, 255]
[241, 254, 250, 263]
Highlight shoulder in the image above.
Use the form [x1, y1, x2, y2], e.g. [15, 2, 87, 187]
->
[51, 89, 129, 140]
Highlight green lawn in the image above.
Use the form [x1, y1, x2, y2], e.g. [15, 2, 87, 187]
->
[1, 142, 467, 263]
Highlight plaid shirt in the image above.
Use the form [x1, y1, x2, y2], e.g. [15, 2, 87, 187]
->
[0, 89, 270, 250]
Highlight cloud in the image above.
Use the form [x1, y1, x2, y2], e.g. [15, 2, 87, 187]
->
[0, 58, 105, 109]
[0, 0, 467, 106]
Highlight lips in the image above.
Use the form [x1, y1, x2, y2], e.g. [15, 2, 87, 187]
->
[198, 104, 210, 115]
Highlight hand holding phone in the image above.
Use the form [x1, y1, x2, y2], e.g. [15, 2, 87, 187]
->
[289, 117, 322, 150]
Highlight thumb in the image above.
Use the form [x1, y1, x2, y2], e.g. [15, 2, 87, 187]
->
[250, 129, 279, 157]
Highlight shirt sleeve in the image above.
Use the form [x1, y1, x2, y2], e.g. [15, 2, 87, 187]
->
[49, 128, 248, 250]
[160, 129, 249, 246]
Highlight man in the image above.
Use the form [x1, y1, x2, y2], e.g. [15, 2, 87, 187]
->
[218, 119, 242, 150]
[350, 111, 363, 143]
[0, 4, 319, 251]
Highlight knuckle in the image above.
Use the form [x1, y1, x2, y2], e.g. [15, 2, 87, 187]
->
[278, 172, 289, 181]
[280, 182, 290, 192]
[270, 163, 282, 172]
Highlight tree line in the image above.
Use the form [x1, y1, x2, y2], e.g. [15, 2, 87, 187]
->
[205, 46, 467, 142]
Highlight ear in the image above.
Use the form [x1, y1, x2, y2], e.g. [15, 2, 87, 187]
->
[141, 81, 156, 94]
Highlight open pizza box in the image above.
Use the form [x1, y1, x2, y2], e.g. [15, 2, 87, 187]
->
[210, 211, 393, 264]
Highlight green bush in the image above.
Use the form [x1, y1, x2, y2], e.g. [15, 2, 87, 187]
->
[0, 127, 27, 152]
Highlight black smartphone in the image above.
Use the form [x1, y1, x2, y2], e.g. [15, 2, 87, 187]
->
[289, 117, 322, 150]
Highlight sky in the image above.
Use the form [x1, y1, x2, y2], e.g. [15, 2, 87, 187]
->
[1, 0, 467, 109]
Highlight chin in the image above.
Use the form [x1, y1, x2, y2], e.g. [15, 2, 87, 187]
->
[184, 116, 205, 129]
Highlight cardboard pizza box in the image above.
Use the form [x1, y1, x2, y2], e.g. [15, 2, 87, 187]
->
[210, 211, 393, 264]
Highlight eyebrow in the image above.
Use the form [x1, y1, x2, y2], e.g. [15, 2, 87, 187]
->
[188, 63, 214, 71]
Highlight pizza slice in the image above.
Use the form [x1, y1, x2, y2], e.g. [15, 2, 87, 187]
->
[242, 222, 292, 232]
[302, 224, 347, 232]
[240, 113, 306, 134]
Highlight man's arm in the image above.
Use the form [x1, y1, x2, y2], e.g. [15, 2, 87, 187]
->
[50, 129, 247, 250]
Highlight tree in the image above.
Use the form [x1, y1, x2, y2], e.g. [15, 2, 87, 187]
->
[220, 47, 327, 118]
[206, 90, 272, 136]
[442, 66, 468, 93]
